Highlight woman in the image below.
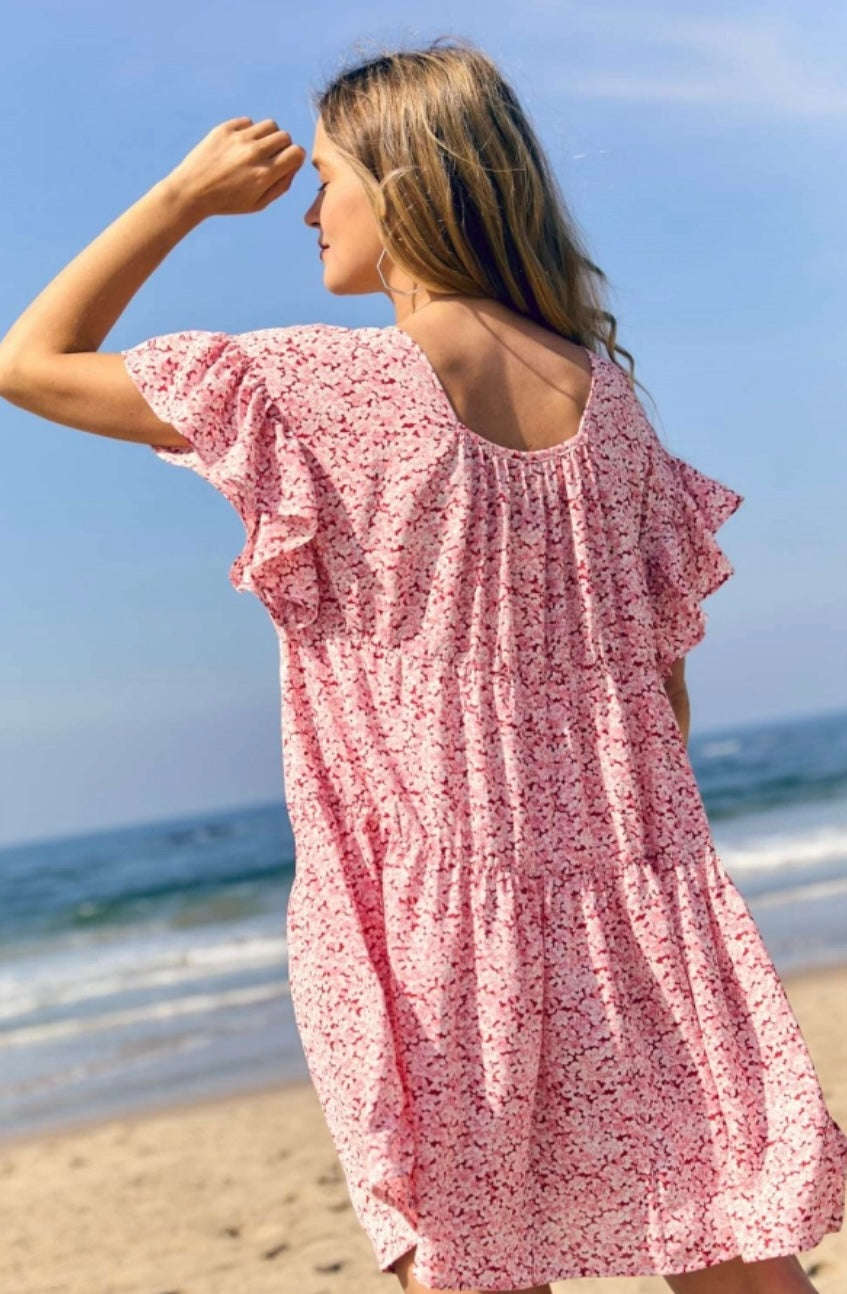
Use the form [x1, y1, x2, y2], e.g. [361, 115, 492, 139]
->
[1, 35, 845, 1294]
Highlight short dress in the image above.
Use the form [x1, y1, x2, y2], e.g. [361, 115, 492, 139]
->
[122, 322, 847, 1291]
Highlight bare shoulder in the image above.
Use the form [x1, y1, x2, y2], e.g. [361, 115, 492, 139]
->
[394, 301, 601, 452]
[408, 306, 585, 395]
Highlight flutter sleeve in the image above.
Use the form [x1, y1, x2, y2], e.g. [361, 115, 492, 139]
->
[121, 329, 318, 629]
[637, 425, 744, 678]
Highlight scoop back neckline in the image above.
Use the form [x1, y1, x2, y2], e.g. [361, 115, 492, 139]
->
[382, 323, 599, 463]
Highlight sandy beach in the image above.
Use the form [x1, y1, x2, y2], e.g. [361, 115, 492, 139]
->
[1, 961, 845, 1294]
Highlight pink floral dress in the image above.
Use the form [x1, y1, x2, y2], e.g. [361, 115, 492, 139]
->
[122, 322, 847, 1290]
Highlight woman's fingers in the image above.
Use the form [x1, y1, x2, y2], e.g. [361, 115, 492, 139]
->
[225, 119, 302, 164]
[253, 131, 299, 160]
[256, 170, 299, 208]
[238, 122, 304, 174]
[240, 118, 286, 141]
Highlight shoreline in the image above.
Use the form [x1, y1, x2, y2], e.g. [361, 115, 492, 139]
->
[0, 959, 845, 1294]
[3, 955, 843, 1155]
[0, 1067, 312, 1153]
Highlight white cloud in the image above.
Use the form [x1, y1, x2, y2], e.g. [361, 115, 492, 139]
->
[519, 8, 847, 119]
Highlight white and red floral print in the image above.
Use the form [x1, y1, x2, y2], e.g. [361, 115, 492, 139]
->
[122, 323, 847, 1291]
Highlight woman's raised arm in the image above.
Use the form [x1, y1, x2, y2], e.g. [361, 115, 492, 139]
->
[0, 350, 191, 447]
[0, 118, 305, 445]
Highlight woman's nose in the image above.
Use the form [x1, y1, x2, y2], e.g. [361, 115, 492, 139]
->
[305, 190, 324, 223]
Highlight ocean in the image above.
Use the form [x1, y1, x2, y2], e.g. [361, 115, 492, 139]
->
[2, 704, 847, 1144]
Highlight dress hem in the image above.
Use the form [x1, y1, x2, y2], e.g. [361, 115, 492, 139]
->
[373, 1173, 847, 1288]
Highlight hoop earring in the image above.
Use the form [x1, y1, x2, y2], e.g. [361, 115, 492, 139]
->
[376, 247, 418, 300]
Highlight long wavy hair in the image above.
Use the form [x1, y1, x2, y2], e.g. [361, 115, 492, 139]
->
[311, 35, 642, 391]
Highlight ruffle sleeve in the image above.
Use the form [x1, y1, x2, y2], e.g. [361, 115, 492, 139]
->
[638, 428, 744, 678]
[121, 330, 319, 629]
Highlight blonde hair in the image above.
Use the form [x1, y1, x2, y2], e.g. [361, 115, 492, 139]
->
[312, 34, 641, 390]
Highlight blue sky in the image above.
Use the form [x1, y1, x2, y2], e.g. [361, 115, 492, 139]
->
[1, 2, 845, 847]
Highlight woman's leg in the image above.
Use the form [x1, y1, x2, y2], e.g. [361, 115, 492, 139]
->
[663, 1255, 754, 1294]
[391, 1245, 819, 1294]
[664, 1252, 820, 1294]
[390, 1245, 553, 1294]
[744, 1254, 821, 1293]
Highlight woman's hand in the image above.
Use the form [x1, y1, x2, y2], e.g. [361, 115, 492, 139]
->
[164, 117, 307, 220]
